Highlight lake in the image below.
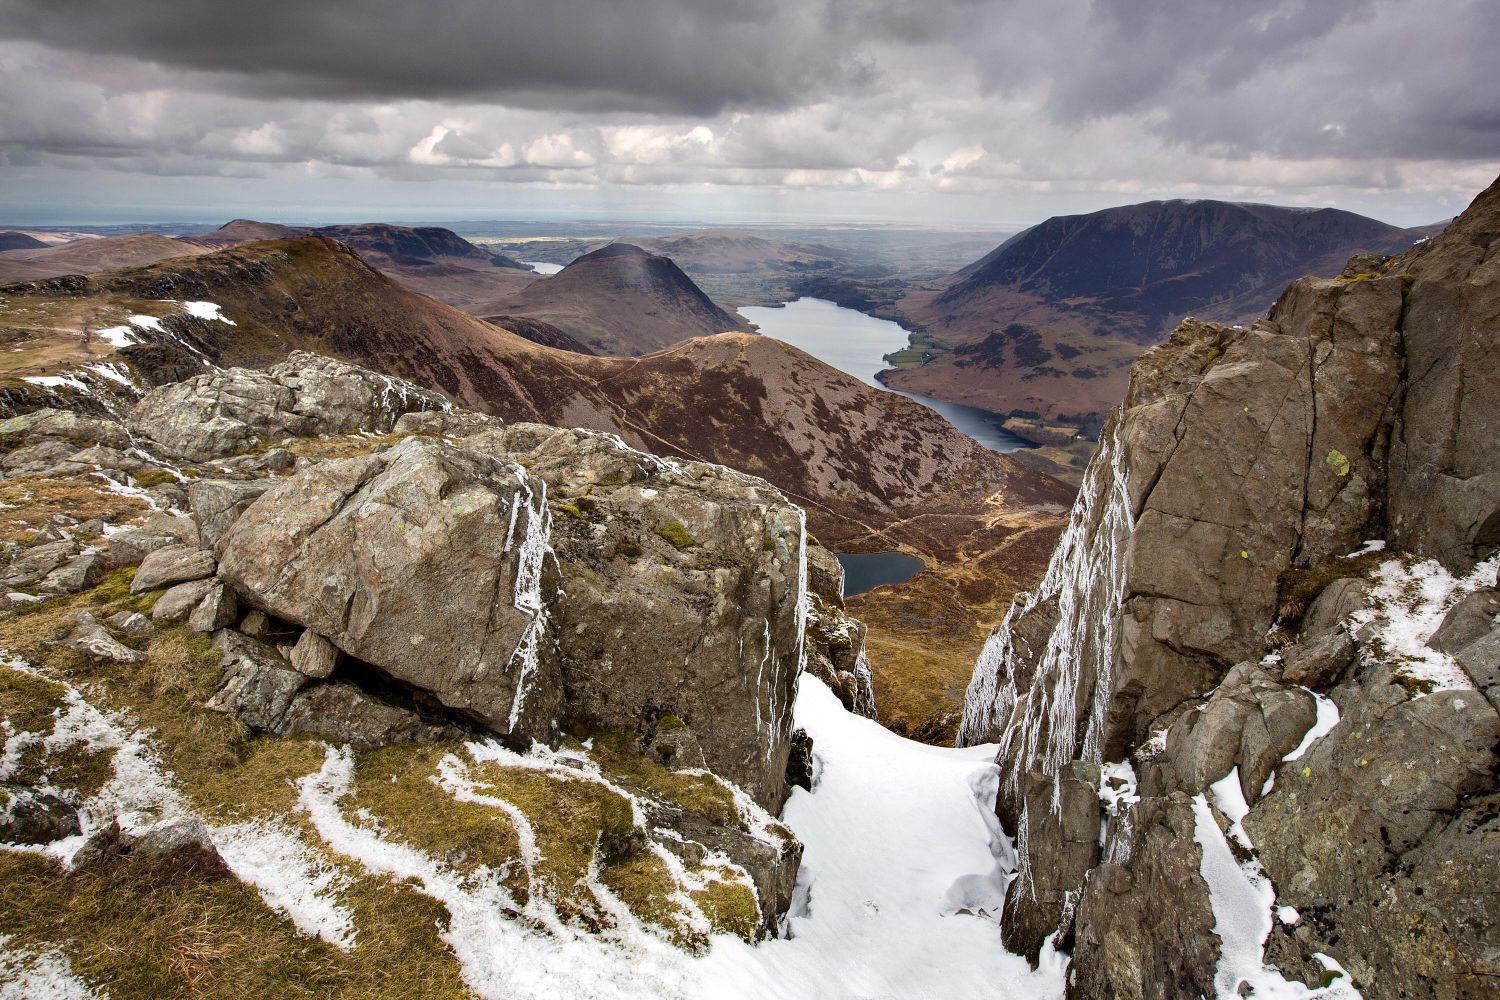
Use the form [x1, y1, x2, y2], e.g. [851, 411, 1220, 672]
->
[837, 551, 925, 597]
[523, 261, 564, 275]
[738, 297, 1030, 452]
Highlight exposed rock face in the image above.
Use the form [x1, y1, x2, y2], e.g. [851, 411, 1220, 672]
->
[217, 435, 567, 743]
[127, 351, 449, 461]
[963, 175, 1500, 996]
[176, 366, 817, 813]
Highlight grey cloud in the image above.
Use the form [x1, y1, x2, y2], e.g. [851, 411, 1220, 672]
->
[0, 0, 876, 115]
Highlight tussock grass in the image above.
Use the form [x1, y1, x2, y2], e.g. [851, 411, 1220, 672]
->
[0, 849, 474, 1000]
[0, 474, 147, 543]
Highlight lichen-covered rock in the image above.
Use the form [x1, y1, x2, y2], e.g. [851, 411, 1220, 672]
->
[216, 436, 566, 745]
[130, 543, 216, 593]
[289, 629, 338, 679]
[1387, 179, 1500, 570]
[0, 407, 131, 454]
[1245, 669, 1500, 997]
[273, 682, 459, 750]
[105, 528, 178, 569]
[187, 581, 237, 632]
[151, 578, 217, 622]
[464, 423, 811, 812]
[1, 539, 78, 588]
[127, 351, 449, 461]
[54, 611, 144, 664]
[1000, 762, 1100, 960]
[206, 629, 309, 730]
[1070, 794, 1218, 1000]
[187, 479, 269, 551]
[37, 551, 106, 595]
[803, 594, 876, 718]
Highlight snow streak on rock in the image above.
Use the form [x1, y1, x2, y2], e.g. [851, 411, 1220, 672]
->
[959, 419, 1134, 798]
[502, 464, 556, 731]
[1193, 771, 1363, 999]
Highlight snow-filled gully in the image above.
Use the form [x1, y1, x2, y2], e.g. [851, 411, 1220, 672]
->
[697, 677, 1065, 999]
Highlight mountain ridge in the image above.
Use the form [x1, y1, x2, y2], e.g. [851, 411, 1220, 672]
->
[886, 197, 1444, 425]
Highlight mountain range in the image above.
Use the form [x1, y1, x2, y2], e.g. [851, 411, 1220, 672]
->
[885, 198, 1446, 426]
[0, 233, 1071, 735]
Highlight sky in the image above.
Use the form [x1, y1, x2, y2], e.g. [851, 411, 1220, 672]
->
[0, 0, 1496, 228]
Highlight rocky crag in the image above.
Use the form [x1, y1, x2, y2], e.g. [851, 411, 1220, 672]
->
[961, 175, 1500, 997]
[0, 236, 1069, 741]
[1, 352, 879, 980]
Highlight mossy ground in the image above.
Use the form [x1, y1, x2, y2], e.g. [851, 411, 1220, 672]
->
[1, 564, 769, 996]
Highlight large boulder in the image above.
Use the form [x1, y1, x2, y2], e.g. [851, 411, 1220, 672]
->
[216, 436, 564, 743]
[214, 420, 811, 812]
[127, 351, 450, 461]
[463, 423, 810, 812]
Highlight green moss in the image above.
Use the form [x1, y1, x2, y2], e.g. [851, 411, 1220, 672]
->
[1391, 667, 1437, 697]
[85, 566, 163, 616]
[654, 714, 686, 733]
[1204, 346, 1222, 367]
[655, 520, 695, 550]
[689, 875, 760, 942]
[592, 731, 738, 829]
[130, 468, 179, 489]
[554, 501, 587, 521]
[1335, 272, 1380, 283]
[615, 540, 642, 559]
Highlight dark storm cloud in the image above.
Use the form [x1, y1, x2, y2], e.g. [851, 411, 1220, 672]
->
[0, 0, 1494, 222]
[0, 0, 875, 114]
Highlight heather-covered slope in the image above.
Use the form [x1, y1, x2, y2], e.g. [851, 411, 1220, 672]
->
[488, 243, 753, 355]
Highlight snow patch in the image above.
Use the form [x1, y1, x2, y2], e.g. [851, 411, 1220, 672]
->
[210, 821, 356, 949]
[696, 677, 1065, 999]
[21, 375, 87, 392]
[1284, 692, 1340, 763]
[95, 326, 138, 348]
[181, 301, 236, 325]
[0, 934, 100, 1000]
[1348, 554, 1498, 696]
